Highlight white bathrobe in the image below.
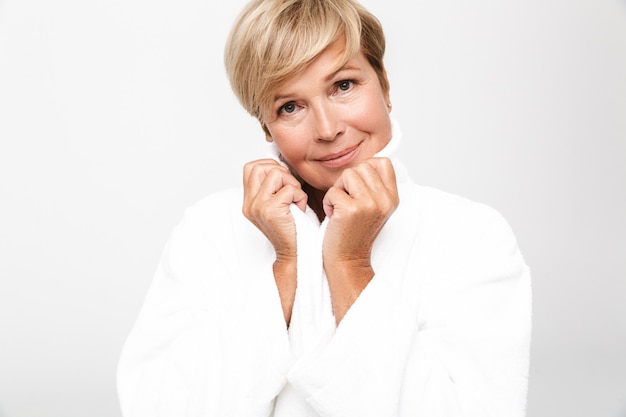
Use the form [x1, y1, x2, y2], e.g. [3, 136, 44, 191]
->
[117, 124, 532, 417]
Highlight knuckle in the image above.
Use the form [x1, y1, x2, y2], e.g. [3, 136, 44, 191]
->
[266, 165, 288, 181]
[345, 204, 359, 217]
[362, 198, 377, 212]
[377, 157, 394, 174]
[243, 160, 263, 176]
[242, 161, 253, 174]
[342, 167, 357, 179]
[243, 160, 255, 171]
[281, 183, 298, 194]
[379, 200, 394, 214]
[242, 203, 257, 220]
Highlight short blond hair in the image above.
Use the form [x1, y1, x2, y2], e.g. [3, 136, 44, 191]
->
[224, 0, 387, 129]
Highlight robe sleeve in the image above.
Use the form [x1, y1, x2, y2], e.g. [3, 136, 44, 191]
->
[404, 208, 532, 417]
[287, 204, 532, 417]
[116, 211, 227, 417]
[117, 194, 292, 417]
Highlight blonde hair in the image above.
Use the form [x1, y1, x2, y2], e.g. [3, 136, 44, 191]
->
[224, 0, 387, 130]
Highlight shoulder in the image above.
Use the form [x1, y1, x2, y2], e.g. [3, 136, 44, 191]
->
[392, 159, 512, 239]
[183, 187, 243, 224]
[170, 186, 267, 255]
[398, 183, 525, 268]
[168, 187, 251, 239]
[159, 187, 268, 284]
[424, 185, 509, 229]
[400, 183, 511, 232]
[163, 187, 248, 260]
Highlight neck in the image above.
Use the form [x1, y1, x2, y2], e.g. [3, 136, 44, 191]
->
[302, 182, 327, 223]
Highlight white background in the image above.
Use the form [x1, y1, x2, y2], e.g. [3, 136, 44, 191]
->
[1, 0, 625, 416]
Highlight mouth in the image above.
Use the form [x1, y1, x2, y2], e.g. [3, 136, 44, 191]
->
[316, 143, 361, 168]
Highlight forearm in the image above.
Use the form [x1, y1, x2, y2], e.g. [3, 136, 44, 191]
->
[273, 257, 297, 326]
[324, 259, 374, 325]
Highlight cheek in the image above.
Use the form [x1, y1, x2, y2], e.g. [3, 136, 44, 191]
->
[273, 129, 309, 164]
[351, 93, 388, 124]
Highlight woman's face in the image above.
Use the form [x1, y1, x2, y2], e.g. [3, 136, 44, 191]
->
[264, 39, 392, 191]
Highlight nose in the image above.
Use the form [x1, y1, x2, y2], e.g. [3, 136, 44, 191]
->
[312, 100, 342, 142]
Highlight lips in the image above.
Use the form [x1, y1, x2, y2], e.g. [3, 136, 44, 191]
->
[316, 143, 361, 168]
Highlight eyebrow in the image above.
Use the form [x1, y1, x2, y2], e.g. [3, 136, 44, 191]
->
[325, 64, 361, 82]
[273, 64, 362, 103]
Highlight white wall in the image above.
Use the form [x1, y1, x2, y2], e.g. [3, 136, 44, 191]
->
[0, 1, 624, 416]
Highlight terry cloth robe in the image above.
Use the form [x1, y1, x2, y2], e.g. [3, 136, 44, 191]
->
[117, 121, 532, 417]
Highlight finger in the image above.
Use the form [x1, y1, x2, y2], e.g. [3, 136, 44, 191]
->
[247, 167, 308, 216]
[244, 161, 291, 215]
[256, 167, 302, 197]
[358, 159, 400, 211]
[243, 159, 284, 180]
[322, 185, 351, 218]
[324, 160, 398, 217]
[347, 162, 396, 205]
[247, 181, 301, 220]
[243, 159, 289, 191]
[274, 183, 308, 212]
[335, 165, 371, 199]
[362, 157, 398, 194]
[324, 165, 374, 217]
[245, 166, 292, 206]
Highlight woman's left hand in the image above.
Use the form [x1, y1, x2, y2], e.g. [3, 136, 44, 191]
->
[322, 157, 399, 324]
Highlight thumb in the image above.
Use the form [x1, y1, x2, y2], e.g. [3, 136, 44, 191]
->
[323, 187, 341, 218]
[293, 189, 308, 212]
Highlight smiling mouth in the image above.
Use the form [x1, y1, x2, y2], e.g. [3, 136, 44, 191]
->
[316, 143, 361, 168]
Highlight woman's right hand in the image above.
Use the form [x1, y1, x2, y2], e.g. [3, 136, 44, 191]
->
[242, 159, 307, 325]
[243, 159, 307, 259]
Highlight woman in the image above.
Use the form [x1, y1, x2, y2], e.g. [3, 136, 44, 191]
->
[117, 0, 531, 416]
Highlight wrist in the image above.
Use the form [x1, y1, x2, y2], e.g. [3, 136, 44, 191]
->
[324, 259, 374, 290]
[324, 253, 372, 271]
[273, 255, 297, 286]
[274, 252, 297, 268]
[273, 256, 297, 327]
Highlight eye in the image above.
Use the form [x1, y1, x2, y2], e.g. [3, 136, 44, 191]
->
[279, 101, 297, 115]
[336, 80, 354, 92]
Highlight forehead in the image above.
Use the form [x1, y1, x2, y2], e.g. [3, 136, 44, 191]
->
[273, 43, 367, 96]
